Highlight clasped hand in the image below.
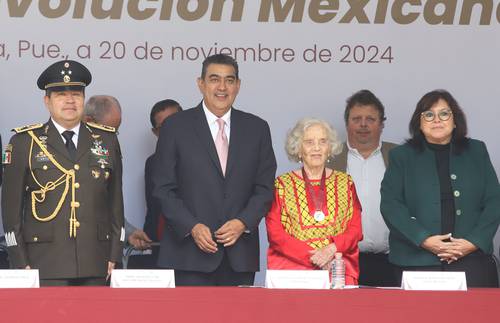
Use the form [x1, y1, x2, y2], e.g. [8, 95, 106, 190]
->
[421, 233, 477, 264]
[191, 219, 246, 253]
[309, 243, 337, 270]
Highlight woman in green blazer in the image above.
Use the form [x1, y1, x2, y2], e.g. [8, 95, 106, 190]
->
[381, 90, 500, 287]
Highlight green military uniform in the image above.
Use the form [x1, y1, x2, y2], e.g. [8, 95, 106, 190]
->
[1, 120, 124, 279]
[1, 59, 124, 282]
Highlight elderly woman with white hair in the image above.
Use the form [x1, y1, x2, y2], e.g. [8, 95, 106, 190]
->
[266, 117, 362, 285]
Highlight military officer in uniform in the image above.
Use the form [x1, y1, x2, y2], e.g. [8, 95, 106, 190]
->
[1, 60, 124, 286]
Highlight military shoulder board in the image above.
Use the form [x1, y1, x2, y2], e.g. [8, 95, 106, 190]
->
[86, 122, 116, 133]
[12, 123, 44, 133]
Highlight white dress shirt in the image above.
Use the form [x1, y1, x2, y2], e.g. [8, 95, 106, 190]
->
[51, 118, 80, 148]
[346, 141, 389, 254]
[202, 102, 231, 144]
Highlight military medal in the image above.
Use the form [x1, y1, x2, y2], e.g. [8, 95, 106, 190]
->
[92, 169, 100, 179]
[35, 151, 50, 162]
[104, 171, 110, 179]
[39, 135, 48, 145]
[302, 167, 327, 222]
[91, 139, 110, 169]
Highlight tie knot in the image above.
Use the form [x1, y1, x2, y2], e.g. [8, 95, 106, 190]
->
[216, 118, 225, 130]
[62, 130, 75, 142]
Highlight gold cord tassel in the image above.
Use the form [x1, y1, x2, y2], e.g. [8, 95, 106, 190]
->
[28, 131, 79, 237]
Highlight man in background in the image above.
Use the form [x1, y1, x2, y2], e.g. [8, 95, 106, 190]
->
[84, 95, 152, 250]
[327, 89, 398, 287]
[126, 99, 183, 269]
[143, 99, 183, 243]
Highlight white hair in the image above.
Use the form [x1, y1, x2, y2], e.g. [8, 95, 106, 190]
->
[285, 117, 342, 163]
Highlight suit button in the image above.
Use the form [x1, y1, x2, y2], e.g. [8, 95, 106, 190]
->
[74, 182, 80, 189]
[33, 236, 38, 242]
[75, 221, 80, 228]
[42, 165, 48, 170]
[456, 209, 462, 216]
[74, 164, 80, 170]
[450, 174, 457, 180]
[106, 234, 110, 240]
[71, 201, 80, 208]
[453, 190, 460, 197]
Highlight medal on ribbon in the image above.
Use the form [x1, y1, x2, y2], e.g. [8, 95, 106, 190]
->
[302, 167, 327, 222]
[91, 139, 110, 168]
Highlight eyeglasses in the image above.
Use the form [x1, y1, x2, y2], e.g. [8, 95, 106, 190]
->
[421, 109, 453, 122]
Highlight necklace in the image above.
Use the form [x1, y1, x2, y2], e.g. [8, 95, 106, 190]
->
[301, 167, 326, 222]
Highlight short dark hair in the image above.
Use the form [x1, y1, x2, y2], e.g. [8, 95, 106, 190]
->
[201, 54, 239, 80]
[150, 99, 182, 128]
[344, 89, 386, 124]
[407, 89, 468, 153]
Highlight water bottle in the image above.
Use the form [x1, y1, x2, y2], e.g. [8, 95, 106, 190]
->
[331, 252, 345, 289]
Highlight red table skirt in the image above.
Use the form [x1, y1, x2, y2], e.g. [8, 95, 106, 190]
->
[0, 287, 499, 323]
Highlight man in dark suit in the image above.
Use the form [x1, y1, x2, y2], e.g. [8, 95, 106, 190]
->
[153, 54, 277, 286]
[1, 60, 124, 286]
[327, 89, 397, 286]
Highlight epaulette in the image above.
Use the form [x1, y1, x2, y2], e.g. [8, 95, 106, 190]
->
[12, 123, 44, 133]
[86, 122, 116, 133]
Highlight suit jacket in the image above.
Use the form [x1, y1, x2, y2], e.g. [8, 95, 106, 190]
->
[1, 120, 124, 279]
[153, 104, 277, 272]
[380, 140, 500, 266]
[143, 153, 162, 241]
[327, 141, 397, 172]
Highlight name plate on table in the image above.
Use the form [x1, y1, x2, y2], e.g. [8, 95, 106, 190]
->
[265, 270, 330, 289]
[111, 269, 175, 288]
[0, 269, 39, 288]
[401, 271, 467, 291]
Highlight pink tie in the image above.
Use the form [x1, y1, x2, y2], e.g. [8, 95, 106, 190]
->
[215, 118, 229, 175]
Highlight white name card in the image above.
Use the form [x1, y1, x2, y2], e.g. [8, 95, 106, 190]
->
[111, 269, 175, 288]
[265, 270, 330, 289]
[0, 269, 39, 288]
[401, 271, 467, 291]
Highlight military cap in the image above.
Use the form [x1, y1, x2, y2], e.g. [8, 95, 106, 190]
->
[37, 60, 92, 91]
